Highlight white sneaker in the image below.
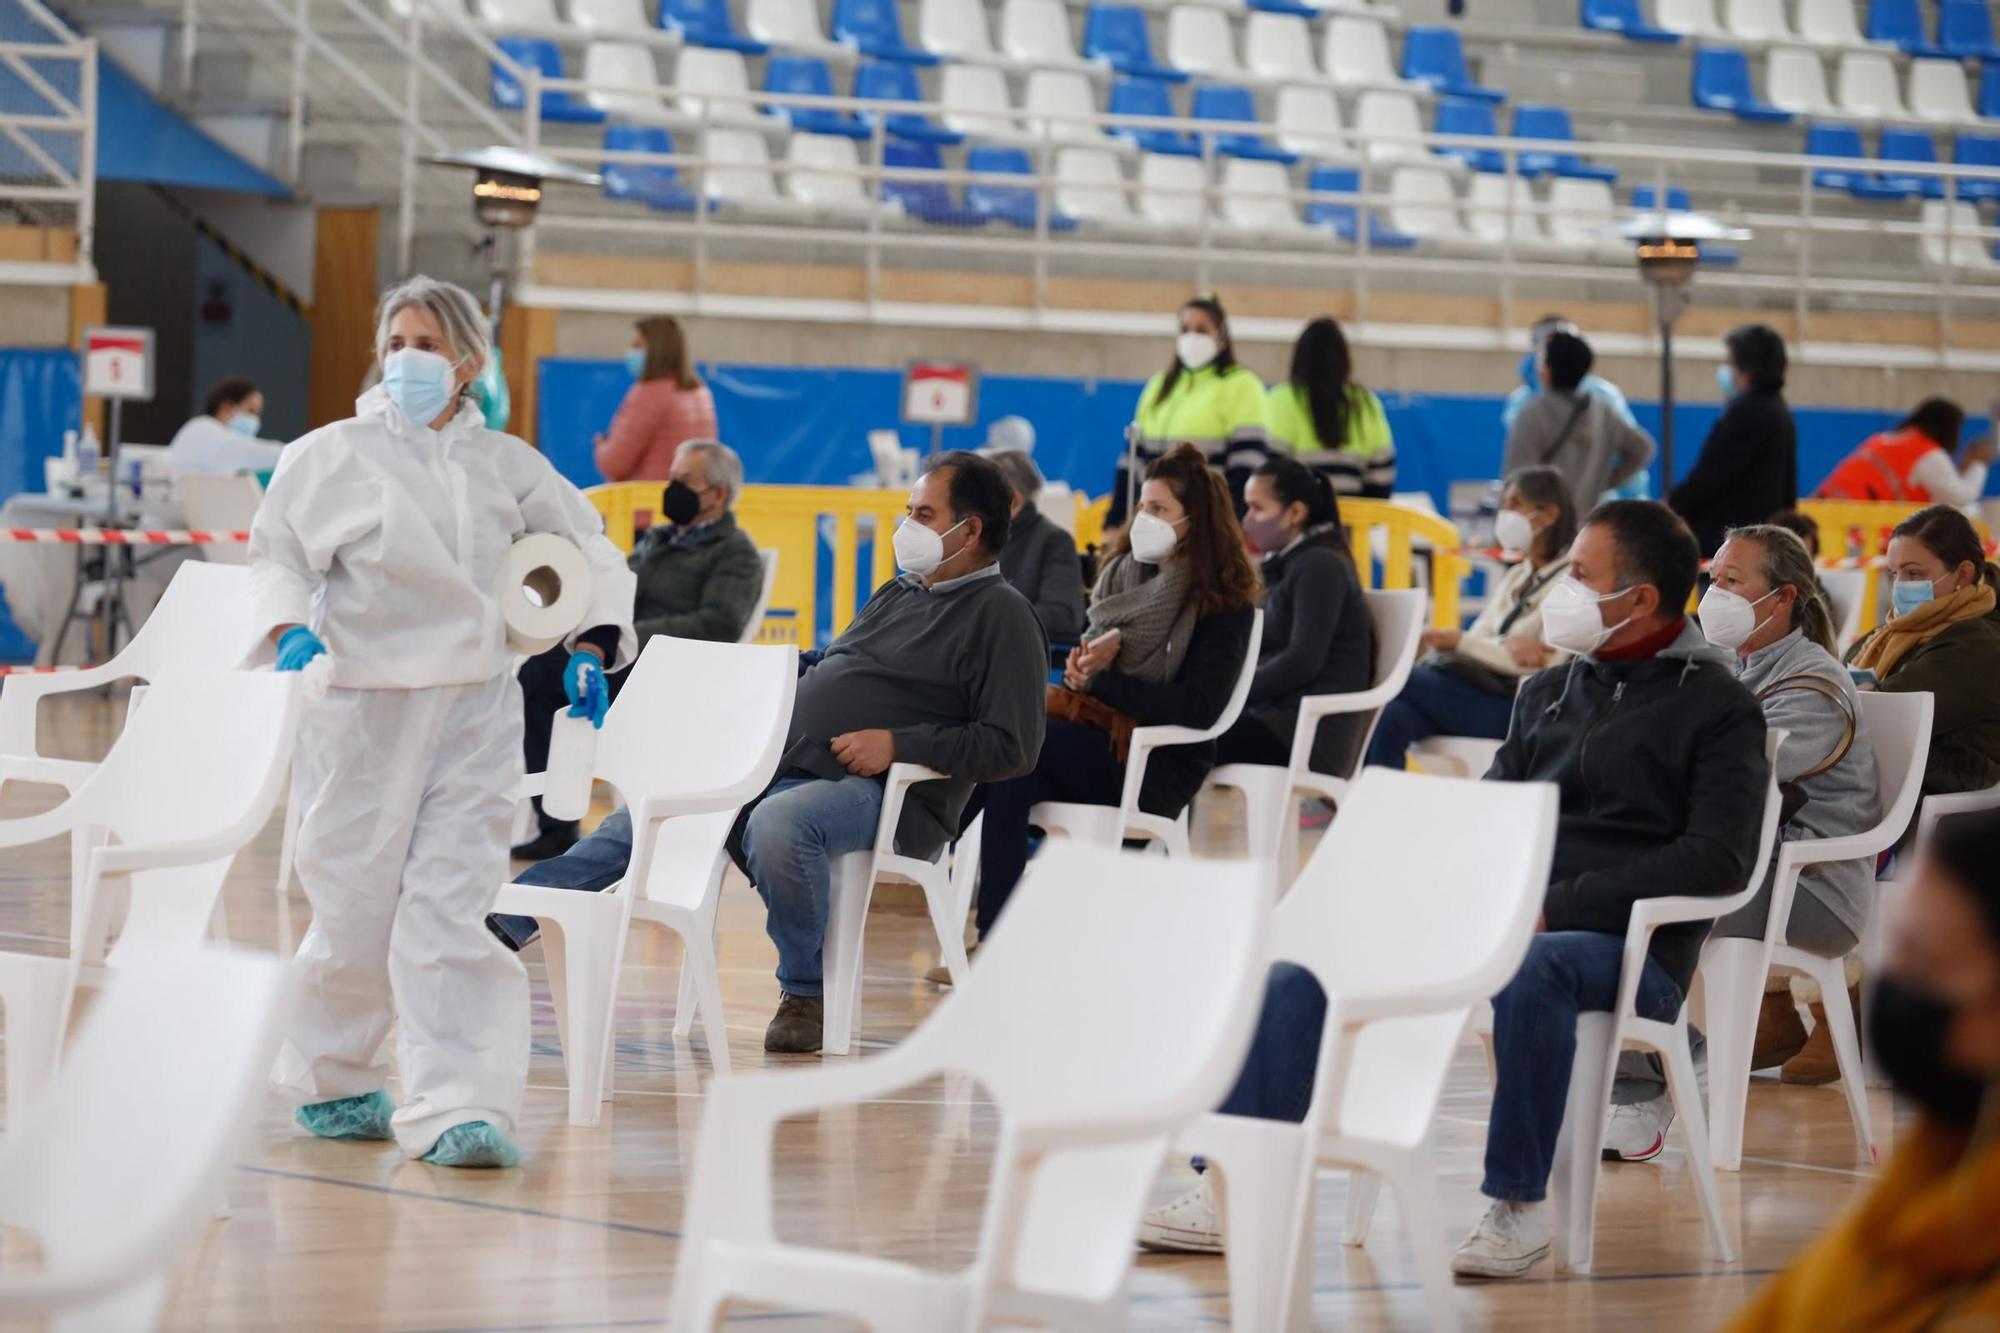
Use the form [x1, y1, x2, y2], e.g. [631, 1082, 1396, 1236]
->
[1602, 1100, 1673, 1163]
[1137, 1176, 1223, 1254]
[1450, 1200, 1551, 1279]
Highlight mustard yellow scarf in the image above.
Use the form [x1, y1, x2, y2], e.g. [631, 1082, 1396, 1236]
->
[1851, 577, 1998, 679]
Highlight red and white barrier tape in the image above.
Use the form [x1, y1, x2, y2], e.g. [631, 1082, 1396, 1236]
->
[0, 664, 86, 676]
[0, 528, 249, 545]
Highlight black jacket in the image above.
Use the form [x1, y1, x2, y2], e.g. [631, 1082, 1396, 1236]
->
[1490, 621, 1770, 994]
[1089, 604, 1257, 819]
[1244, 530, 1374, 774]
[997, 506, 1087, 645]
[1669, 386, 1798, 555]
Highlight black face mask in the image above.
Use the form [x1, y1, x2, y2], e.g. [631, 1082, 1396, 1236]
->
[1868, 975, 1990, 1124]
[661, 480, 703, 526]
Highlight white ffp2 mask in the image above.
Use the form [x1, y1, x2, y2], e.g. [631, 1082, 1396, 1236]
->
[1698, 584, 1777, 651]
[892, 516, 966, 576]
[1540, 575, 1636, 656]
[1129, 511, 1184, 565]
[1176, 332, 1219, 370]
[1494, 509, 1535, 560]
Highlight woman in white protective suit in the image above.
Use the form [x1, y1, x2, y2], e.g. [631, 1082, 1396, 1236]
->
[249, 276, 635, 1167]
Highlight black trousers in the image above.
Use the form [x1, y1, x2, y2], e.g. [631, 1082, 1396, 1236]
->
[517, 645, 631, 832]
[974, 718, 1128, 937]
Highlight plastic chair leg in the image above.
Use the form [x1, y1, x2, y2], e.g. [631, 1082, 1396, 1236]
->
[1697, 937, 1765, 1171]
[540, 910, 625, 1127]
[1340, 1170, 1381, 1244]
[1808, 954, 1877, 1163]
[1387, 1150, 1462, 1333]
[822, 851, 876, 1056]
[0, 956, 69, 1130]
[681, 924, 733, 1076]
[275, 794, 300, 899]
[1207, 1126, 1315, 1333]
[922, 863, 973, 986]
[674, 891, 723, 1040]
[1551, 1012, 1616, 1273]
[1160, 811, 1192, 858]
[1659, 1024, 1735, 1262]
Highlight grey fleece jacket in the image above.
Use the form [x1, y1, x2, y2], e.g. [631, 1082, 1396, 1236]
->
[1734, 628, 1881, 943]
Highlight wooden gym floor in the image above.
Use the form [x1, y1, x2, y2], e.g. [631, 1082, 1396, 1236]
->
[0, 693, 1904, 1331]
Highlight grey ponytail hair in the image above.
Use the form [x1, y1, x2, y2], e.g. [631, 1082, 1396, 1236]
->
[373, 275, 491, 377]
[1731, 523, 1836, 653]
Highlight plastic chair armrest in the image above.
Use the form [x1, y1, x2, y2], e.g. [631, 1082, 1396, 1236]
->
[874, 762, 950, 852]
[94, 837, 242, 873]
[0, 806, 77, 851]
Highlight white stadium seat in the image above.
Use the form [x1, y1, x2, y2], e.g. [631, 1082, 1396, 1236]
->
[1725, 0, 1794, 41]
[1053, 145, 1135, 221]
[785, 132, 874, 210]
[1274, 84, 1352, 158]
[1324, 17, 1411, 90]
[474, 0, 559, 26]
[1909, 58, 1978, 123]
[582, 42, 670, 119]
[673, 47, 769, 125]
[569, 0, 650, 34]
[1545, 177, 1628, 256]
[1138, 151, 1210, 227]
[1836, 49, 1908, 118]
[1918, 200, 2000, 273]
[1002, 0, 1089, 67]
[1656, 0, 1727, 38]
[1387, 165, 1468, 241]
[1023, 69, 1102, 142]
[941, 64, 1025, 138]
[1166, 5, 1245, 79]
[1219, 157, 1308, 233]
[1244, 13, 1326, 85]
[1797, 0, 1873, 46]
[1462, 172, 1543, 246]
[1355, 89, 1431, 164]
[920, 0, 1001, 62]
[746, 0, 844, 51]
[702, 127, 782, 202]
[1767, 46, 1838, 116]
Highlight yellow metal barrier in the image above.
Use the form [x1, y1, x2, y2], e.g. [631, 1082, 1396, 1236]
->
[1796, 499, 1993, 631]
[1340, 498, 1467, 630]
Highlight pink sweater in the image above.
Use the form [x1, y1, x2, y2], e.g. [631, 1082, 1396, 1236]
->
[594, 378, 718, 482]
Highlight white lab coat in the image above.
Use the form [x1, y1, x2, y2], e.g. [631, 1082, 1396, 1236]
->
[255, 388, 634, 1157]
[167, 413, 286, 478]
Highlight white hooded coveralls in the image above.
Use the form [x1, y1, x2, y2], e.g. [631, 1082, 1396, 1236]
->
[249, 388, 636, 1155]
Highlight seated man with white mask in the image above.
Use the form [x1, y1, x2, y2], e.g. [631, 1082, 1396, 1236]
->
[490, 451, 1048, 1054]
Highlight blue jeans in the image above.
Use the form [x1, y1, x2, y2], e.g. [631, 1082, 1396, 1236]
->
[1484, 932, 1682, 1202]
[490, 775, 884, 997]
[1362, 664, 1518, 770]
[1216, 963, 1328, 1122]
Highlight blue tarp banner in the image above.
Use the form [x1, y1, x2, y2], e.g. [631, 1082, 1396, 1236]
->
[0, 348, 81, 657]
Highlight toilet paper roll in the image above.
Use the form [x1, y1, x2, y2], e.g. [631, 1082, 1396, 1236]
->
[497, 533, 594, 656]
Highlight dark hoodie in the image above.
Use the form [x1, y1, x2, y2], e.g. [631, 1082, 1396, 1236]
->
[1487, 620, 1770, 993]
[1241, 523, 1375, 775]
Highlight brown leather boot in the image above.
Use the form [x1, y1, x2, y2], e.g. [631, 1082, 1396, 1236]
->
[763, 992, 824, 1054]
[1752, 990, 1809, 1070]
[1781, 983, 1862, 1085]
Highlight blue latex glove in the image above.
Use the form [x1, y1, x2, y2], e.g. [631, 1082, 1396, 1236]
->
[276, 626, 327, 672]
[563, 650, 610, 728]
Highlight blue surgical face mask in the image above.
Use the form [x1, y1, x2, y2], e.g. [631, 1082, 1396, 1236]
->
[1716, 363, 1738, 398]
[382, 347, 458, 428]
[624, 347, 646, 378]
[228, 412, 262, 438]
[1892, 575, 1945, 619]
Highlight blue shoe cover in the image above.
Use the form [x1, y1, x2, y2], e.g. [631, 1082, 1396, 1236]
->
[296, 1089, 395, 1141]
[421, 1121, 521, 1168]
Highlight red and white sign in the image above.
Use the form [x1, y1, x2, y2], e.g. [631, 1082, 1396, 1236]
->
[82, 325, 155, 401]
[901, 361, 978, 426]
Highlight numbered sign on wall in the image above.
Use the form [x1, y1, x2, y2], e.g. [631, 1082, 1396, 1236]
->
[901, 361, 979, 426]
[81, 326, 156, 402]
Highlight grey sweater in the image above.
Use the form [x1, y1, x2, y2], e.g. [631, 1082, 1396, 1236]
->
[1503, 389, 1656, 506]
[783, 565, 1049, 857]
[1737, 628, 1881, 941]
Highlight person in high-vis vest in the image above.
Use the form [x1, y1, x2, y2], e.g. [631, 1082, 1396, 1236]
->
[1108, 293, 1269, 531]
[1818, 398, 1993, 508]
[1265, 315, 1396, 499]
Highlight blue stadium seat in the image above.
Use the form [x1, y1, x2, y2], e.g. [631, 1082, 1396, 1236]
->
[1246, 0, 1319, 15]
[1513, 104, 1619, 181]
[1939, 0, 2000, 58]
[1866, 0, 1948, 54]
[660, 0, 769, 52]
[491, 38, 605, 124]
[1580, 0, 1680, 41]
[855, 61, 964, 143]
[834, 0, 941, 63]
[1806, 124, 1912, 199]
[1192, 85, 1298, 163]
[1432, 97, 1507, 172]
[1401, 26, 1506, 102]
[1953, 134, 2000, 200]
[1084, 5, 1190, 82]
[1631, 184, 1739, 264]
[965, 145, 1080, 229]
[765, 56, 870, 137]
[1107, 77, 1201, 155]
[881, 141, 989, 224]
[1981, 62, 2000, 117]
[1690, 47, 1793, 121]
[1304, 165, 1419, 248]
[1880, 126, 1948, 198]
[602, 126, 699, 213]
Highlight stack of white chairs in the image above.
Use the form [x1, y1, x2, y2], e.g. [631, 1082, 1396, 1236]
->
[666, 841, 1272, 1330]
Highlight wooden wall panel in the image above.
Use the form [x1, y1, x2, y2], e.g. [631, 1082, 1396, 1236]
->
[308, 208, 380, 430]
[499, 304, 557, 447]
[69, 281, 105, 436]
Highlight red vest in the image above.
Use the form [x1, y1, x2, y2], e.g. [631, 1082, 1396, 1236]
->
[1817, 427, 1942, 503]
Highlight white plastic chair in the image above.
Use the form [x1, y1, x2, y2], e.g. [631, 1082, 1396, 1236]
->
[785, 132, 875, 210]
[1220, 158, 1308, 234]
[1918, 200, 2000, 273]
[673, 47, 768, 125]
[1137, 151, 1211, 228]
[1324, 17, 1410, 90]
[1818, 566, 1867, 649]
[701, 128, 784, 203]
[1354, 90, 1430, 165]
[1548, 730, 1787, 1274]
[1701, 690, 1933, 1171]
[570, 0, 652, 34]
[1910, 58, 1977, 123]
[921, 0, 1000, 60]
[1545, 177, 1627, 256]
[171, 475, 261, 568]
[0, 671, 300, 1128]
[739, 549, 779, 644]
[0, 948, 290, 1332]
[1274, 85, 1351, 159]
[1245, 14, 1324, 85]
[746, 0, 844, 52]
[665, 840, 1272, 1331]
[1725, 0, 1795, 41]
[1836, 49, 1907, 118]
[489, 636, 797, 1120]
[1053, 146, 1135, 221]
[1205, 590, 1423, 897]
[1767, 46, 1839, 115]
[1184, 768, 1559, 1333]
[1023, 69, 1102, 142]
[941, 64, 1026, 138]
[1027, 610, 1263, 869]
[1658, 0, 1727, 36]
[584, 41, 672, 119]
[1167, 5, 1244, 79]
[1386, 165, 1469, 240]
[1003, 0, 1090, 68]
[1797, 0, 1874, 46]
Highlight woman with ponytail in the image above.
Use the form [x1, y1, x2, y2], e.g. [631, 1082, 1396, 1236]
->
[1266, 315, 1396, 498]
[1214, 455, 1374, 775]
